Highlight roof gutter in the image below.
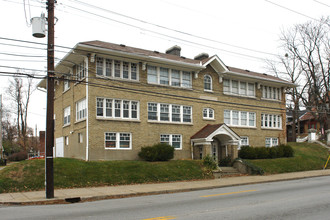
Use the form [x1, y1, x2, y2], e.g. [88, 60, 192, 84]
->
[76, 44, 205, 71]
[224, 70, 297, 87]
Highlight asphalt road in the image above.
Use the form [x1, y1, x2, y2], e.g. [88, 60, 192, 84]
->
[1, 176, 330, 220]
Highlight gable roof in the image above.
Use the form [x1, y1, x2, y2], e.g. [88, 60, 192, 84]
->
[191, 124, 225, 139]
[191, 123, 240, 140]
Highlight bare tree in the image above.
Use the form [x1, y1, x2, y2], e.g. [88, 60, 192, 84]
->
[6, 74, 35, 150]
[270, 16, 330, 139]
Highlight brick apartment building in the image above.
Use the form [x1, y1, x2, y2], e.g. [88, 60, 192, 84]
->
[38, 41, 294, 162]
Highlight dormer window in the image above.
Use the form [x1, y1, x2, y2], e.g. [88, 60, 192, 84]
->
[204, 75, 212, 91]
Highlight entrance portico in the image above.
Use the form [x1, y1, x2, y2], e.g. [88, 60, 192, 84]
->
[191, 124, 240, 162]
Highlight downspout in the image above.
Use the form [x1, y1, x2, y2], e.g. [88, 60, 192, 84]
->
[85, 56, 89, 161]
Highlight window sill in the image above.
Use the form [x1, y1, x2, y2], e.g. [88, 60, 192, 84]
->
[63, 87, 70, 94]
[148, 120, 193, 125]
[75, 118, 86, 124]
[147, 82, 193, 90]
[261, 127, 283, 130]
[223, 92, 256, 99]
[261, 98, 281, 102]
[204, 90, 214, 93]
[105, 148, 132, 150]
[96, 75, 140, 83]
[96, 117, 141, 122]
[227, 125, 257, 129]
[203, 118, 215, 121]
[63, 124, 70, 128]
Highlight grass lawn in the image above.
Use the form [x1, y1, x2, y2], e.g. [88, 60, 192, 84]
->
[0, 159, 213, 193]
[246, 142, 330, 174]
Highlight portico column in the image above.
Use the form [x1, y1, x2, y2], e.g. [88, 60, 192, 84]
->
[326, 129, 330, 146]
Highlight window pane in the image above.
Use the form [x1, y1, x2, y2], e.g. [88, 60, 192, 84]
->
[248, 83, 255, 96]
[249, 112, 255, 126]
[203, 108, 208, 118]
[114, 60, 121, 77]
[106, 99, 112, 117]
[123, 62, 129, 79]
[160, 104, 169, 121]
[232, 111, 239, 125]
[240, 82, 247, 95]
[131, 101, 138, 119]
[232, 80, 238, 94]
[148, 103, 158, 120]
[241, 111, 247, 126]
[265, 138, 271, 147]
[96, 57, 103, 76]
[160, 134, 170, 144]
[204, 75, 211, 90]
[224, 110, 230, 124]
[119, 133, 130, 148]
[160, 67, 169, 85]
[171, 69, 180, 87]
[147, 66, 157, 83]
[172, 105, 181, 122]
[105, 59, 112, 77]
[223, 79, 230, 92]
[123, 101, 130, 118]
[183, 106, 191, 122]
[131, 63, 137, 80]
[97, 98, 103, 116]
[172, 135, 181, 149]
[105, 133, 116, 148]
[182, 71, 191, 88]
[115, 100, 121, 117]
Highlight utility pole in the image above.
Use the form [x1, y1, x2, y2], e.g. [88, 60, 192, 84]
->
[45, 0, 55, 199]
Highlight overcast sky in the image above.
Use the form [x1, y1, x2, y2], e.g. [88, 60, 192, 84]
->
[0, 0, 329, 134]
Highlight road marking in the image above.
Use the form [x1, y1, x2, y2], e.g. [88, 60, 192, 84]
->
[142, 216, 176, 220]
[201, 189, 257, 197]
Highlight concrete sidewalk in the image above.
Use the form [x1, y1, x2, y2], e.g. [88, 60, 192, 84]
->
[1, 169, 330, 206]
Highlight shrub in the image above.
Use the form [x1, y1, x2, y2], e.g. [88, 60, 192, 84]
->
[282, 145, 294, 157]
[276, 145, 285, 158]
[8, 151, 27, 161]
[202, 154, 217, 170]
[268, 147, 278, 159]
[255, 147, 269, 159]
[240, 159, 264, 175]
[219, 156, 232, 167]
[239, 146, 257, 159]
[0, 159, 7, 166]
[138, 143, 174, 162]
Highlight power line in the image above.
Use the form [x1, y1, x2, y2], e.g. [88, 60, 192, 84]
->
[264, 0, 320, 22]
[69, 0, 278, 57]
[312, 0, 330, 8]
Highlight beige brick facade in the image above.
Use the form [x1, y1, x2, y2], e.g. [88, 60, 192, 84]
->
[47, 41, 292, 162]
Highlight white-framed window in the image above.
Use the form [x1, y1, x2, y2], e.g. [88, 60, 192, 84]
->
[96, 98, 139, 120]
[78, 133, 83, 143]
[223, 78, 255, 97]
[203, 108, 214, 120]
[265, 137, 278, 147]
[261, 114, 282, 129]
[147, 65, 192, 88]
[240, 136, 249, 146]
[65, 136, 69, 146]
[148, 103, 192, 123]
[261, 86, 281, 101]
[63, 106, 71, 126]
[223, 110, 256, 127]
[63, 77, 70, 92]
[204, 75, 212, 91]
[76, 98, 87, 121]
[160, 134, 182, 149]
[96, 57, 139, 81]
[105, 132, 132, 149]
[77, 61, 86, 80]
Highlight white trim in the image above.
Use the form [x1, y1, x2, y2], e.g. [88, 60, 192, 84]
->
[104, 132, 132, 150]
[85, 56, 89, 161]
[160, 134, 182, 150]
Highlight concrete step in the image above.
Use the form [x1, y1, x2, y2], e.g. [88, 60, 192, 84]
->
[219, 167, 241, 176]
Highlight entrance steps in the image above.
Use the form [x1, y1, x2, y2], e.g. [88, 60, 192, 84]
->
[213, 167, 241, 178]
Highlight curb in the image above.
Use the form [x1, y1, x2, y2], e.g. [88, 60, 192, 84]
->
[1, 172, 330, 206]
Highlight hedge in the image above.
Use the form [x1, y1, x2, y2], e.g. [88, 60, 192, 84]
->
[239, 145, 294, 159]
